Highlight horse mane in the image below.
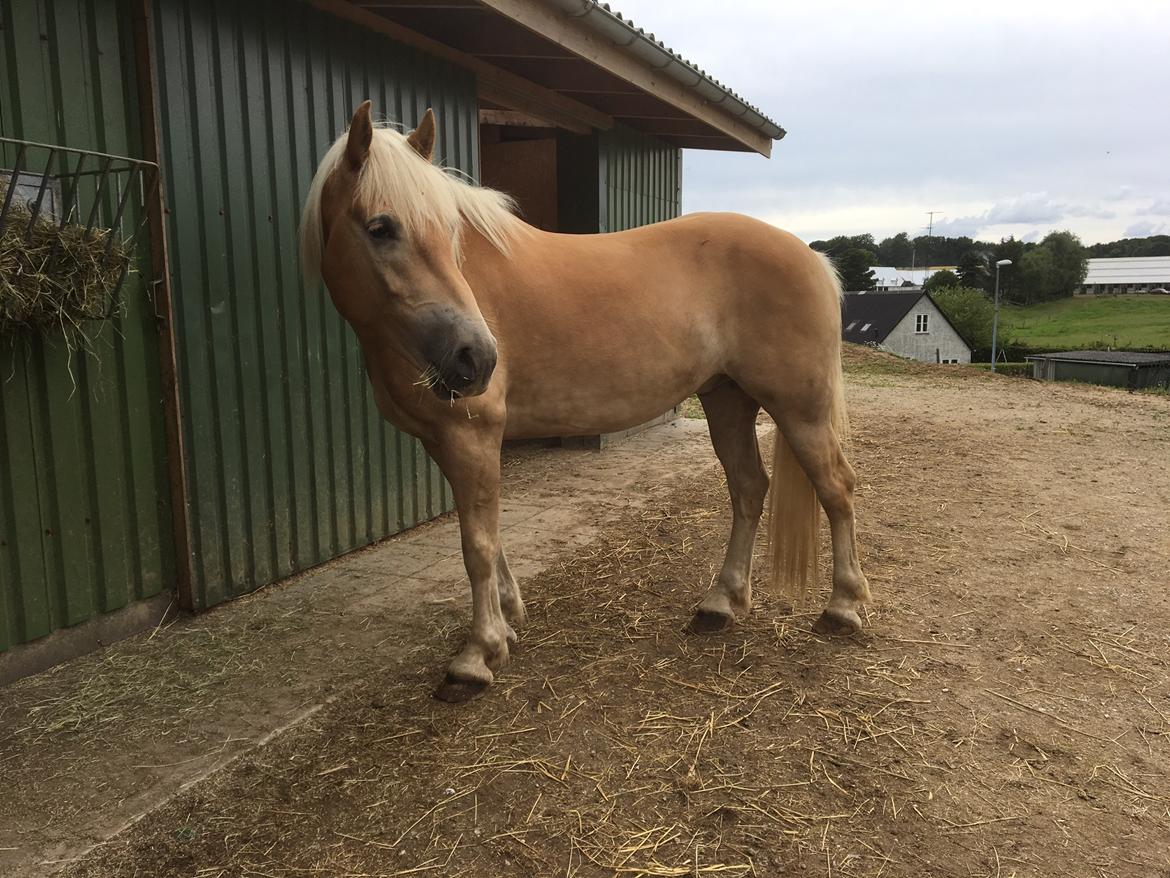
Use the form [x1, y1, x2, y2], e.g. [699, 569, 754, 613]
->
[300, 123, 522, 280]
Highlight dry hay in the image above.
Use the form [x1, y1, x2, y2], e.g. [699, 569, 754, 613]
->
[0, 204, 132, 333]
[61, 469, 1165, 878]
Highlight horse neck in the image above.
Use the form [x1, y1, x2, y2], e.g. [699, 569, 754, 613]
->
[457, 220, 533, 318]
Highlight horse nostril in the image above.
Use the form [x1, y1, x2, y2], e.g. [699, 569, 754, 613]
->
[454, 345, 477, 382]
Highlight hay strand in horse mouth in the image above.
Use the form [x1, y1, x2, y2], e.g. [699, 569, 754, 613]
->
[0, 204, 132, 332]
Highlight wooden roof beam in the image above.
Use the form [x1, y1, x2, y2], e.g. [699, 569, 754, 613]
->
[309, 0, 614, 134]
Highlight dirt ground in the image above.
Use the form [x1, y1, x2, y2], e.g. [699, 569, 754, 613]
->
[4, 346, 1170, 877]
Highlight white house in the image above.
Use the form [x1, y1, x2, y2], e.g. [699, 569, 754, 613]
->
[842, 291, 972, 364]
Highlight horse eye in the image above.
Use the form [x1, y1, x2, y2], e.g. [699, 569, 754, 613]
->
[366, 215, 398, 241]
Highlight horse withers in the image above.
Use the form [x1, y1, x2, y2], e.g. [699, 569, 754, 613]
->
[300, 102, 871, 702]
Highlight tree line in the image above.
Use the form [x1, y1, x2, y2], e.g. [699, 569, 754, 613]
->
[1085, 235, 1170, 258]
[809, 230, 1102, 305]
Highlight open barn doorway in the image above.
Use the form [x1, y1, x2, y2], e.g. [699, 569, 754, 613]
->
[478, 109, 600, 234]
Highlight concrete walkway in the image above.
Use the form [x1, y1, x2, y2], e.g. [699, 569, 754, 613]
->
[0, 418, 721, 877]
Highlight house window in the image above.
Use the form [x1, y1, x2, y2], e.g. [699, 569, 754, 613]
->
[845, 320, 858, 331]
[941, 357, 959, 364]
[860, 322, 872, 332]
[915, 314, 929, 333]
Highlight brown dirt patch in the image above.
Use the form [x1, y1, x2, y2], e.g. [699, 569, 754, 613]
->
[28, 349, 1170, 876]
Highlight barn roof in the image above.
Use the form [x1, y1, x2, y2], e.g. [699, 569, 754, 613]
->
[326, 0, 783, 155]
[1025, 350, 1170, 367]
[1083, 256, 1170, 285]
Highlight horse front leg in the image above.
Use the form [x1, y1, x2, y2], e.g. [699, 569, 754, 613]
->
[497, 546, 527, 627]
[426, 428, 513, 703]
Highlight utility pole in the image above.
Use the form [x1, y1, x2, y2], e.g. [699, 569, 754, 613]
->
[923, 211, 941, 287]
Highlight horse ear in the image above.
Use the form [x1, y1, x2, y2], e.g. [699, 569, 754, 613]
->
[346, 100, 373, 170]
[407, 108, 436, 161]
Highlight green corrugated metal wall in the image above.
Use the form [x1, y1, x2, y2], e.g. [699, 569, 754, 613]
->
[0, 0, 175, 652]
[0, 0, 689, 655]
[600, 125, 682, 232]
[152, 0, 465, 608]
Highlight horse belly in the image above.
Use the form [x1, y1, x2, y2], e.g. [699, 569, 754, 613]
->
[502, 330, 715, 440]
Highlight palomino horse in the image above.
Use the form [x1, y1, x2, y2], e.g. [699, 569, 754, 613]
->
[301, 102, 871, 702]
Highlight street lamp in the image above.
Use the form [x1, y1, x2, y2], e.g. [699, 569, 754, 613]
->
[990, 259, 1012, 372]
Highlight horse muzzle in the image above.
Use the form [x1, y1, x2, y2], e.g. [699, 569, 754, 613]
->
[433, 339, 496, 399]
[418, 313, 497, 399]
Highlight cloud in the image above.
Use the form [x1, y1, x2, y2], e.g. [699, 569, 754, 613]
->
[613, 0, 1170, 245]
[930, 215, 985, 238]
[1066, 206, 1117, 219]
[921, 195, 1116, 241]
[984, 194, 1067, 224]
[980, 194, 1116, 225]
[1125, 220, 1168, 238]
[1143, 198, 1170, 216]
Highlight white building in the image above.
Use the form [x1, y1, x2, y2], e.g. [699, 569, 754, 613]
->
[869, 266, 957, 291]
[1080, 257, 1170, 295]
[842, 291, 972, 364]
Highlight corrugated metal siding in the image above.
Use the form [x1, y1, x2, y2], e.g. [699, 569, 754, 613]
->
[599, 125, 681, 233]
[0, 0, 174, 652]
[152, 0, 466, 608]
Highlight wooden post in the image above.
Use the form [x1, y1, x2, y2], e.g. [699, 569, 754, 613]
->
[132, 0, 196, 610]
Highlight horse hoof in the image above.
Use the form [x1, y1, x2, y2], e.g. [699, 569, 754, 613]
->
[812, 607, 862, 637]
[689, 609, 734, 635]
[434, 674, 490, 704]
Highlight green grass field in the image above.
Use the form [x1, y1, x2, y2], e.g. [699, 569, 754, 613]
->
[1001, 295, 1170, 350]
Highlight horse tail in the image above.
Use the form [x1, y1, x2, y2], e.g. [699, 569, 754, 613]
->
[768, 251, 848, 607]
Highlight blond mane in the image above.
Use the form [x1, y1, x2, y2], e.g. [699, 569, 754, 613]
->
[300, 123, 522, 279]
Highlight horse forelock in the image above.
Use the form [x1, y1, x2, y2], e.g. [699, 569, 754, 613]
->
[299, 124, 521, 281]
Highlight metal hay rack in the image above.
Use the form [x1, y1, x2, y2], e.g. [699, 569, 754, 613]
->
[0, 136, 159, 329]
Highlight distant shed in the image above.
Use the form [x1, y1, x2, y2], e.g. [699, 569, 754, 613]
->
[1026, 351, 1170, 389]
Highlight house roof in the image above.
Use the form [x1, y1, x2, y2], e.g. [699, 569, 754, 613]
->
[842, 290, 973, 350]
[1025, 350, 1170, 367]
[841, 291, 925, 344]
[1083, 257, 1170, 285]
[342, 0, 784, 154]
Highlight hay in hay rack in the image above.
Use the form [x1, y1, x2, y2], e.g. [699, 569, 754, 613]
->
[0, 136, 158, 335]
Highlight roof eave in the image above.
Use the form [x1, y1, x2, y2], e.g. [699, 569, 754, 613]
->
[548, 0, 785, 141]
[475, 0, 782, 155]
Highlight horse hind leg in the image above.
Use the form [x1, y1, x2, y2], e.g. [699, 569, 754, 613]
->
[770, 411, 871, 634]
[690, 381, 769, 634]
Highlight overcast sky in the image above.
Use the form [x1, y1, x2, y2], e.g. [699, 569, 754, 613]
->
[610, 0, 1170, 246]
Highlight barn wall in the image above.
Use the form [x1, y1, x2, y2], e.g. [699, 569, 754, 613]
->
[0, 0, 175, 653]
[882, 299, 971, 364]
[152, 0, 470, 608]
[599, 125, 681, 233]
